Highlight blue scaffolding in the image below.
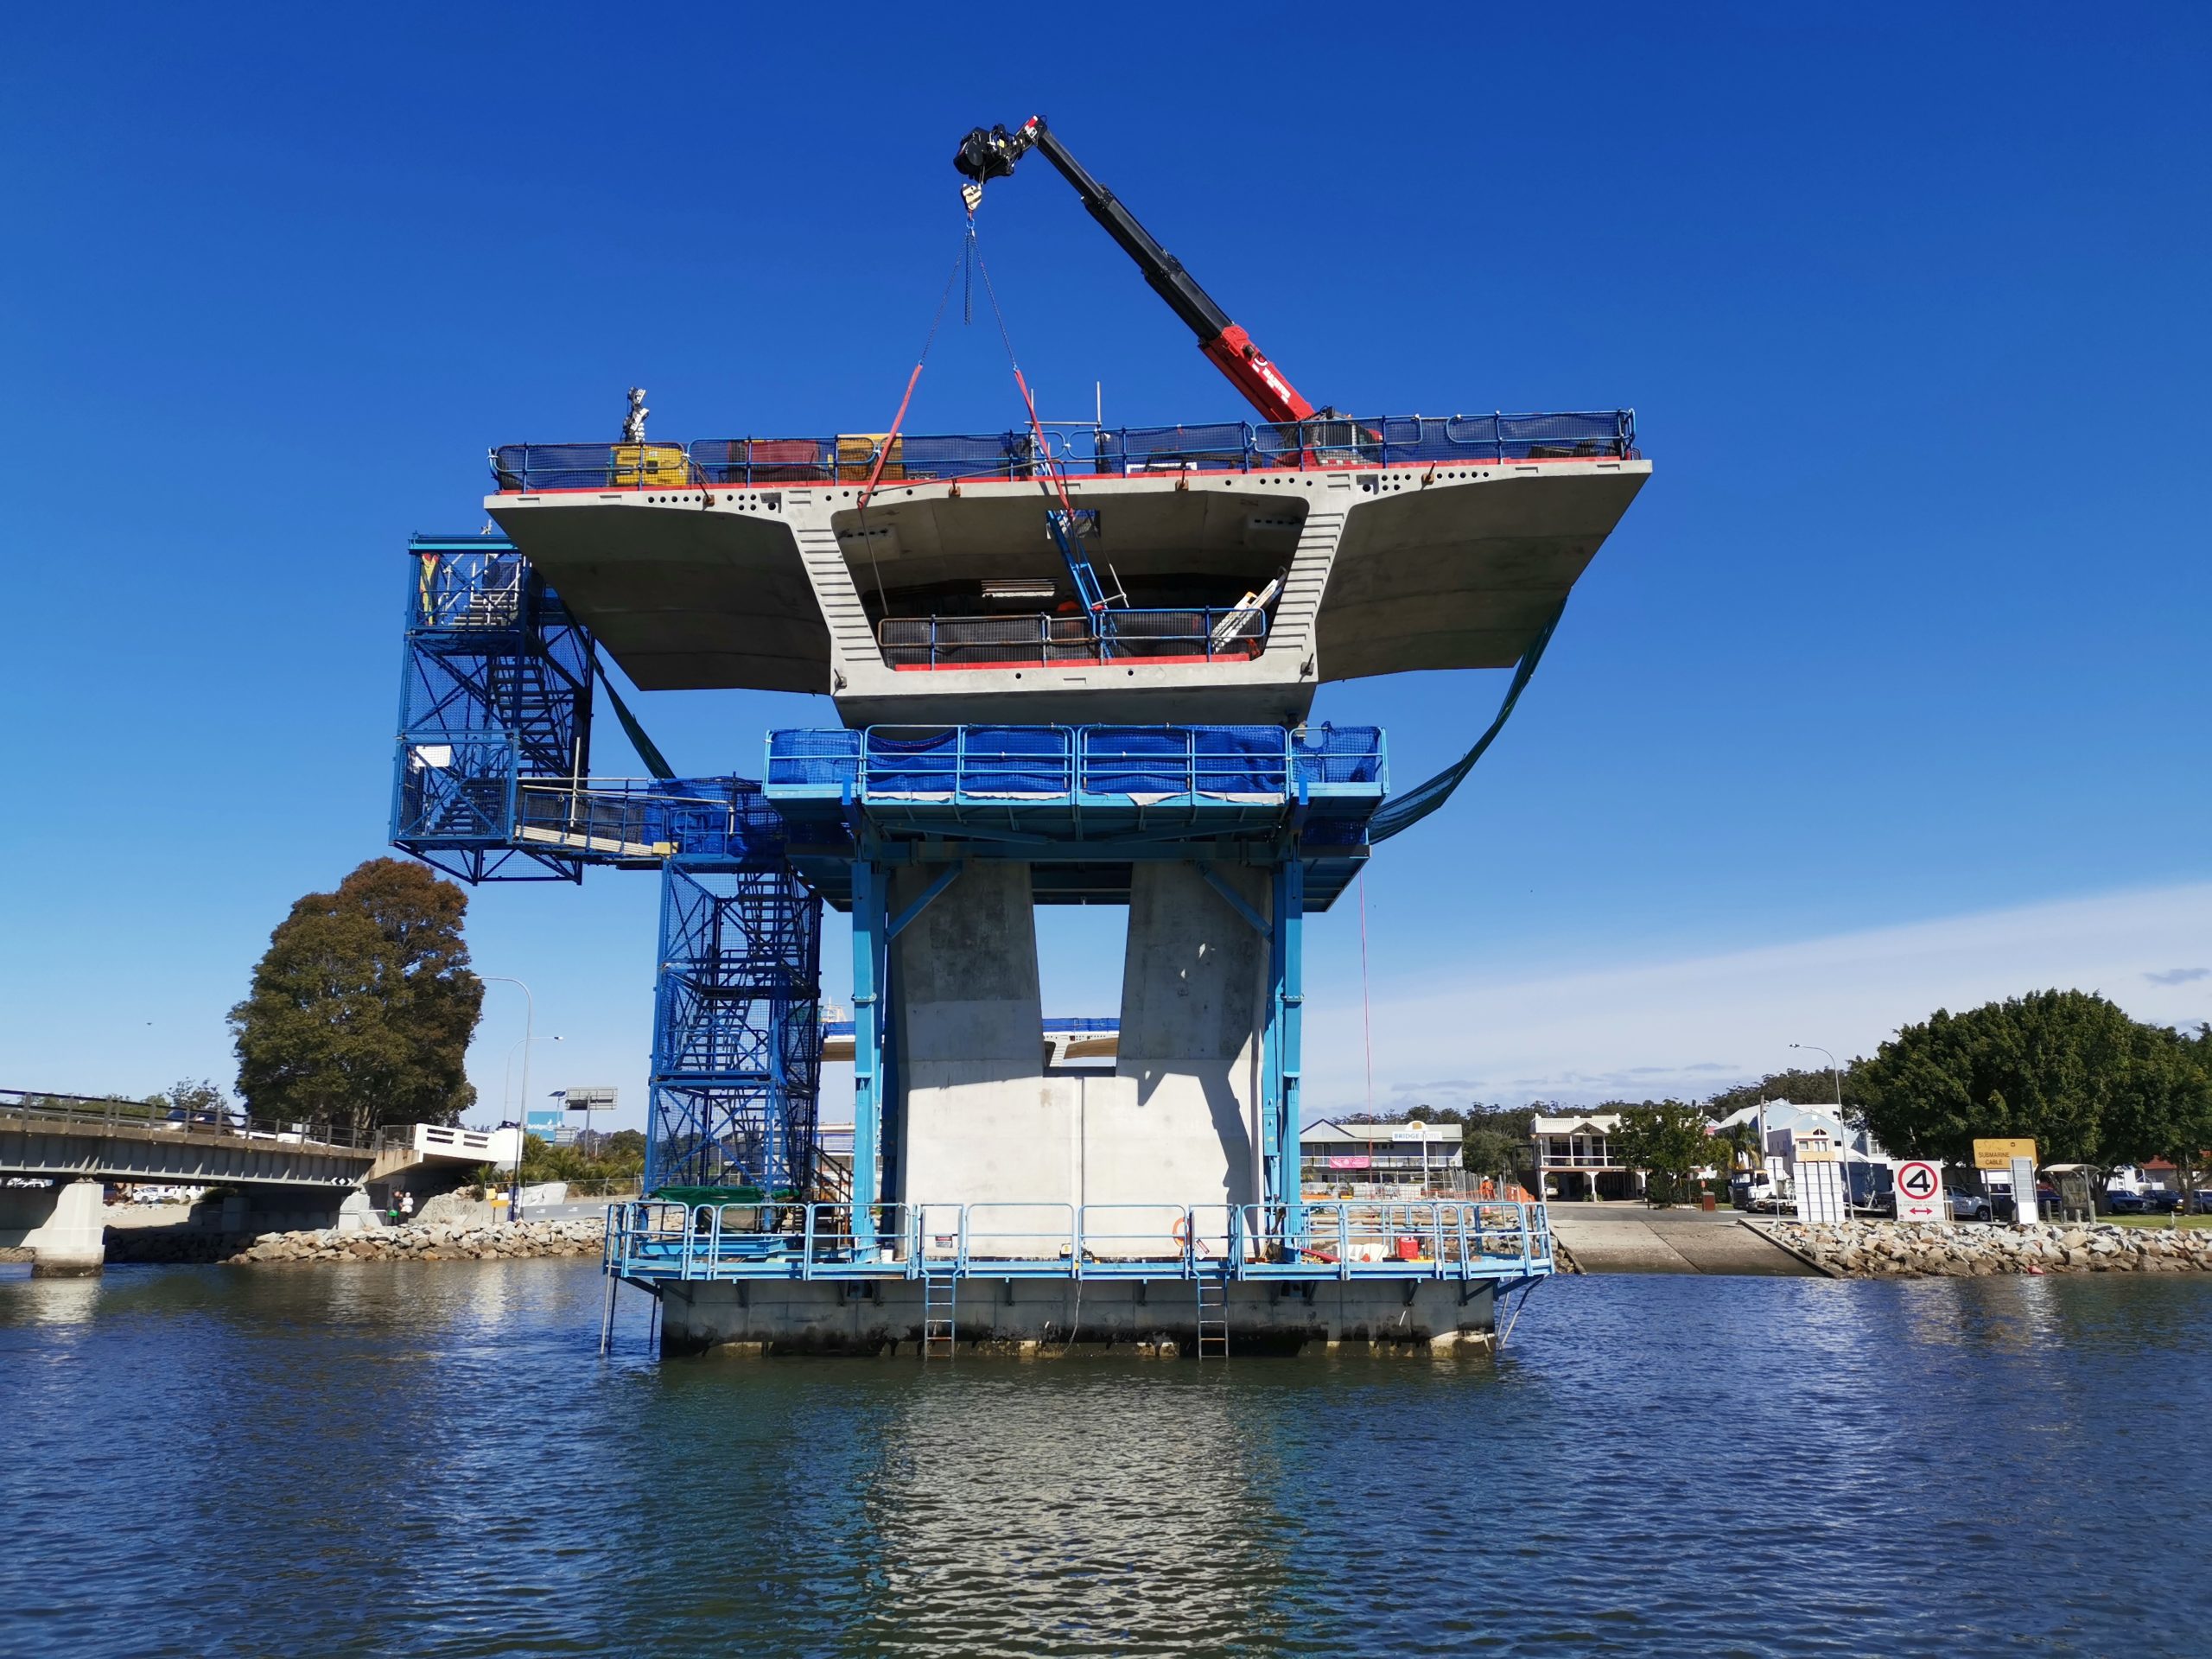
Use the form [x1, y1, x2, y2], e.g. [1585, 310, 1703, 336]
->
[388, 538, 826, 1197]
[392, 537, 594, 883]
[649, 856, 823, 1198]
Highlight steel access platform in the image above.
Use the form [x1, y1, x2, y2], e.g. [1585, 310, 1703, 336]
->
[604, 1197, 1553, 1290]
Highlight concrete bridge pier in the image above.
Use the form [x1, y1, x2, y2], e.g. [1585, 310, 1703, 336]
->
[0, 1179, 107, 1276]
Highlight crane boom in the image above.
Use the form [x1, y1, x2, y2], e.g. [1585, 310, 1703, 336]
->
[954, 117, 1318, 425]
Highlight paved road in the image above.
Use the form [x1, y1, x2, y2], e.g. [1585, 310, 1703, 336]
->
[514, 1199, 620, 1224]
[1547, 1204, 1817, 1275]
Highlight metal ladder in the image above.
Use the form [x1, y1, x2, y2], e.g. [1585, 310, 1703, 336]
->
[1046, 509, 1124, 617]
[921, 1268, 957, 1359]
[1194, 1272, 1230, 1360]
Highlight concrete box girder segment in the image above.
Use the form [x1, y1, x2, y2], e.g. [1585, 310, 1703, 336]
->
[486, 455, 1648, 727]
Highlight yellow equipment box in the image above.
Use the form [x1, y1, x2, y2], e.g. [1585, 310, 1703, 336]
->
[609, 443, 690, 488]
[837, 433, 904, 483]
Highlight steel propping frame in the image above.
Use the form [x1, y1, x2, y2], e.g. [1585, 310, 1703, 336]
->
[387, 537, 829, 1201]
[647, 857, 824, 1198]
[391, 536, 594, 882]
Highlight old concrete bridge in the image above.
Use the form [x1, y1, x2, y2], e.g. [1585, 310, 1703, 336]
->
[0, 1094, 378, 1274]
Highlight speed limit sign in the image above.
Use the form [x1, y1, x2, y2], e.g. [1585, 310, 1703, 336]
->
[1897, 1160, 1942, 1222]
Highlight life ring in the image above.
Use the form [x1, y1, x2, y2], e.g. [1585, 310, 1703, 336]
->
[1171, 1216, 1210, 1258]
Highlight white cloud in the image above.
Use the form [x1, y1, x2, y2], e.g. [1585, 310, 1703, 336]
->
[1305, 882, 2212, 1110]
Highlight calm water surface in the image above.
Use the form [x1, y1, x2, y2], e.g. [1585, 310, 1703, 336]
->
[2, 1261, 2207, 1657]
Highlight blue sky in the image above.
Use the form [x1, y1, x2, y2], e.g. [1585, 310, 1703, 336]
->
[3, 3, 2206, 1123]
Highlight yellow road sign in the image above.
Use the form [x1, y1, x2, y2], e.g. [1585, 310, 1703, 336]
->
[1974, 1137, 2037, 1171]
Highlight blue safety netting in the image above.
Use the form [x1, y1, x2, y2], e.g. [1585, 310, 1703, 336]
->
[766, 725, 1388, 802]
[1367, 600, 1566, 843]
[898, 432, 1029, 481]
[765, 728, 861, 788]
[1376, 411, 1634, 464]
[1096, 423, 1253, 474]
[1081, 726, 1286, 796]
[862, 727, 1071, 796]
[1293, 723, 1386, 786]
[492, 412, 1637, 491]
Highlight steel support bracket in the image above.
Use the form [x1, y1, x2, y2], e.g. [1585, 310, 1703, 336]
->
[1198, 863, 1271, 938]
[887, 860, 966, 941]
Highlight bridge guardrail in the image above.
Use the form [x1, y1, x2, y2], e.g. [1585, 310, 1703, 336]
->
[1, 1090, 373, 1154]
[604, 1198, 1553, 1283]
[491, 410, 1638, 494]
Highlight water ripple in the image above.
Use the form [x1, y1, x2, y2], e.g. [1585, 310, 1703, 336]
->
[1, 1263, 2207, 1656]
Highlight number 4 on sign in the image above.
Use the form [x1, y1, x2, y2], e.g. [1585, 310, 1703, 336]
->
[1897, 1160, 1942, 1220]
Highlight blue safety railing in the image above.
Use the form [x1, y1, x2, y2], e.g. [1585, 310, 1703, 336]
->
[763, 724, 1385, 803]
[604, 1198, 1553, 1285]
[491, 410, 1637, 492]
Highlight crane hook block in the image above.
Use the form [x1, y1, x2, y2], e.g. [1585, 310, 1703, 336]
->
[953, 119, 1039, 202]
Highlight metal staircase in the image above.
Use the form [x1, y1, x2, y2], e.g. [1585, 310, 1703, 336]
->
[1194, 1272, 1230, 1360]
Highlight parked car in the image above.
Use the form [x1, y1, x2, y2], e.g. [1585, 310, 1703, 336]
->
[1732, 1172, 1792, 1214]
[2194, 1189, 2212, 1216]
[1847, 1162, 1895, 1217]
[2105, 1188, 2183, 1216]
[158, 1105, 222, 1131]
[1946, 1189, 1993, 1223]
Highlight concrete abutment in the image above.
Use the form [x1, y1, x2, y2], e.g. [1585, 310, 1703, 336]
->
[0, 1179, 107, 1276]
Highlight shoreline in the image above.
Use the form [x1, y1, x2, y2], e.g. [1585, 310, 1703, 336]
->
[99, 1217, 607, 1266]
[1768, 1218, 2212, 1277]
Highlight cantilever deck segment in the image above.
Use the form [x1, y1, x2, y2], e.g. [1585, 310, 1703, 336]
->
[487, 447, 1648, 726]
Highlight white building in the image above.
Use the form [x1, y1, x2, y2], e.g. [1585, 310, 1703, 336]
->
[1531, 1112, 1641, 1202]
[1300, 1120, 1464, 1196]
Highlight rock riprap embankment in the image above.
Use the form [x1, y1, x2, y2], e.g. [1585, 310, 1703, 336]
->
[1769, 1219, 2212, 1277]
[226, 1218, 605, 1265]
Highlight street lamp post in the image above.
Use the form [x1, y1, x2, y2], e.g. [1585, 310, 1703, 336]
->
[1789, 1042, 1846, 1135]
[483, 976, 534, 1224]
[503, 1033, 564, 1119]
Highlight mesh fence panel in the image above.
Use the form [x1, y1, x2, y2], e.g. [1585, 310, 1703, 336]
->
[1078, 726, 1288, 796]
[766, 728, 861, 788]
[956, 726, 1073, 795]
[493, 413, 1635, 490]
[1294, 724, 1386, 785]
[899, 432, 1026, 481]
[862, 727, 960, 794]
[687, 439, 836, 484]
[491, 444, 624, 491]
[1106, 423, 1252, 472]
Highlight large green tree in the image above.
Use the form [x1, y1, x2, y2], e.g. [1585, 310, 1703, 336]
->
[2097, 1020, 2212, 1190]
[1607, 1101, 1713, 1207]
[1854, 989, 2183, 1166]
[230, 859, 483, 1142]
